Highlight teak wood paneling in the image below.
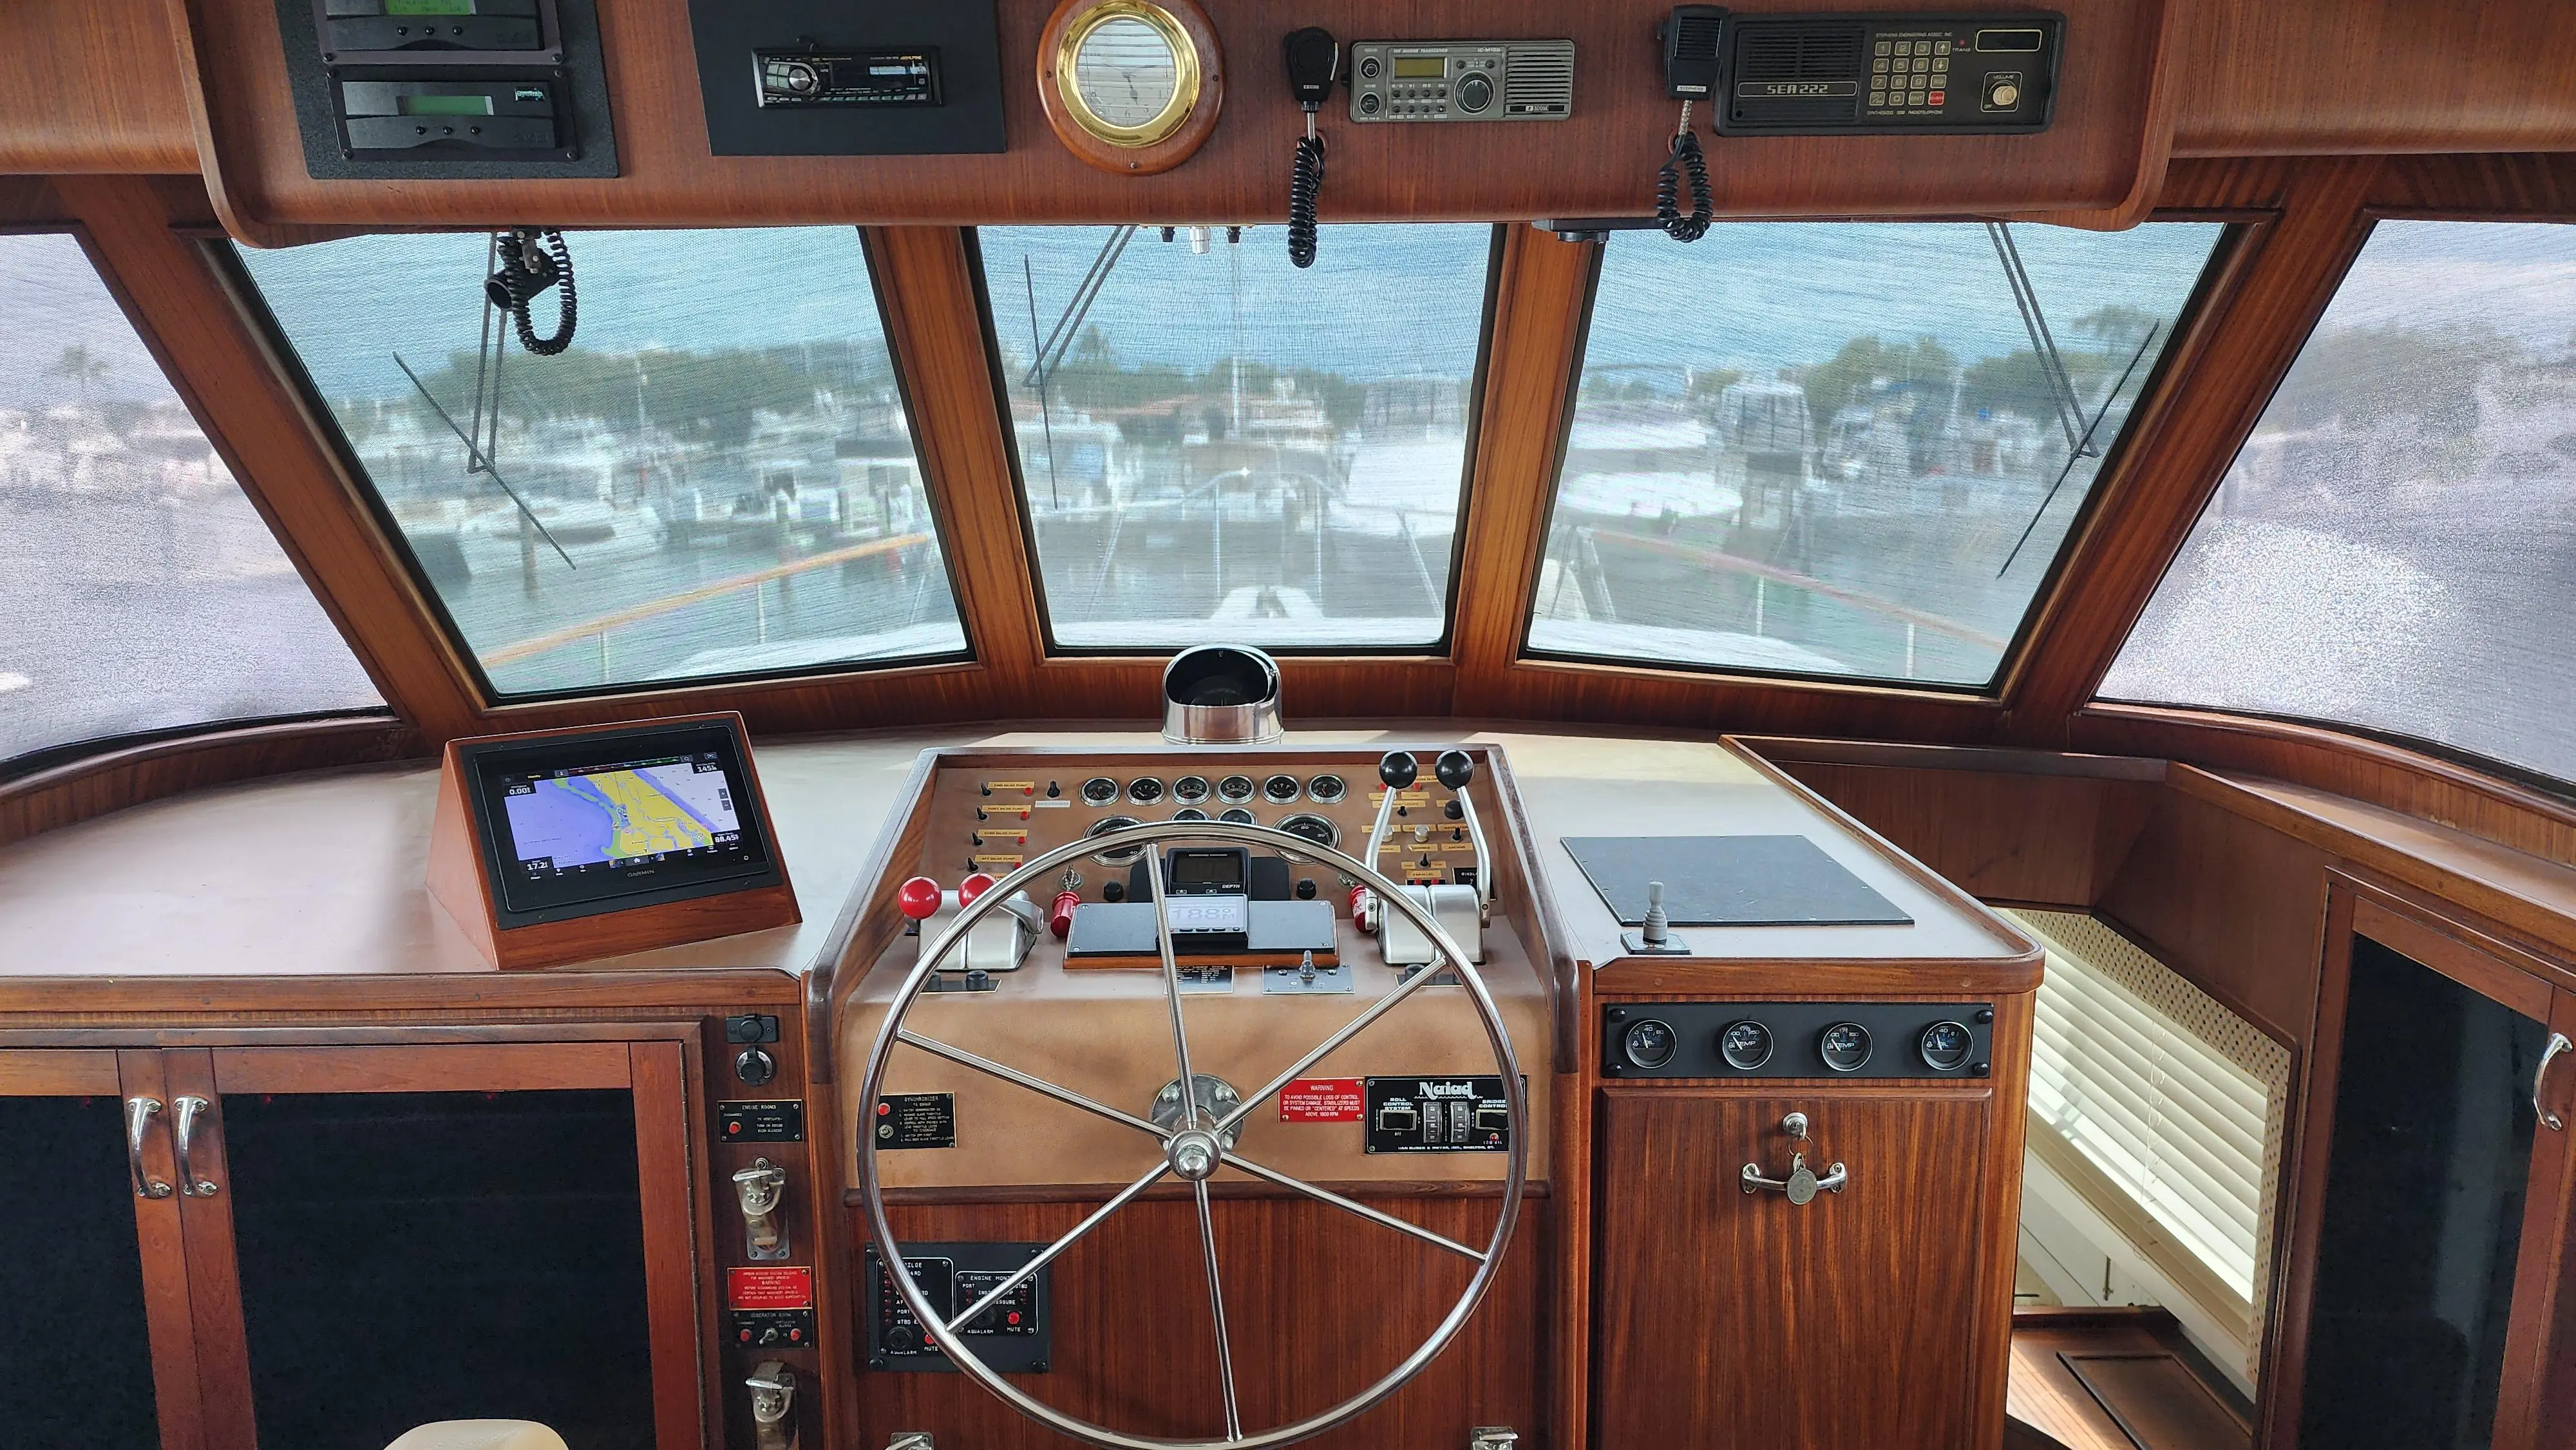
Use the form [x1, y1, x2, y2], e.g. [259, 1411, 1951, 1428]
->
[178, 0, 2175, 241]
[0, 716, 417, 852]
[1591, 1084, 2011, 1449]
[0, 0, 198, 174]
[850, 1192, 1548, 1449]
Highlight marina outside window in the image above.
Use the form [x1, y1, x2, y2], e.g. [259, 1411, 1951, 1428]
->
[1530, 220, 2223, 688]
[0, 232, 382, 775]
[2102, 220, 2576, 791]
[236, 228, 967, 699]
[977, 223, 1495, 650]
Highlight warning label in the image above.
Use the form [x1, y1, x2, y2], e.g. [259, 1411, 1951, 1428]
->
[1278, 1077, 1365, 1122]
[726, 1266, 814, 1310]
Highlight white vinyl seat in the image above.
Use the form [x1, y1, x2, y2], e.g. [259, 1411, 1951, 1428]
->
[382, 1422, 570, 1450]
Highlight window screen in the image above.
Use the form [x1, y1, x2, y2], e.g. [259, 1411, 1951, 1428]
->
[1531, 221, 2222, 687]
[979, 224, 1493, 650]
[236, 229, 967, 699]
[0, 232, 381, 774]
[2101, 221, 2576, 788]
[2010, 909, 2290, 1381]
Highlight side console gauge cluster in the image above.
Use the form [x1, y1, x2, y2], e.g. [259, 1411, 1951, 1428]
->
[1603, 1001, 1994, 1080]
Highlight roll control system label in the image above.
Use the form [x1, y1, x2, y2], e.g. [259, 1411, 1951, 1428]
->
[1363, 1076, 1513, 1153]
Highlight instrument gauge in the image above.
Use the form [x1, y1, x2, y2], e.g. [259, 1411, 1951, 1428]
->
[1218, 807, 1256, 826]
[1263, 773, 1302, 804]
[1216, 775, 1257, 804]
[1277, 813, 1339, 850]
[1719, 1021, 1774, 1071]
[1819, 1022, 1873, 1073]
[1127, 777, 1164, 805]
[1086, 814, 1147, 863]
[1918, 1020, 1974, 1072]
[1306, 774, 1347, 804]
[1172, 807, 1209, 822]
[1171, 775, 1211, 804]
[1079, 777, 1121, 806]
[1622, 1019, 1677, 1071]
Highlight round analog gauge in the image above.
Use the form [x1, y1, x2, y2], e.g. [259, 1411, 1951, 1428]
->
[1218, 807, 1256, 825]
[1306, 773, 1347, 804]
[1079, 777, 1121, 806]
[1819, 1022, 1874, 1073]
[1276, 813, 1339, 850]
[1918, 1020, 1974, 1072]
[1262, 773, 1302, 804]
[1171, 775, 1211, 804]
[1216, 774, 1257, 804]
[1059, 3, 1197, 145]
[1126, 777, 1164, 805]
[1622, 1019, 1677, 1070]
[1172, 807, 1209, 822]
[1086, 814, 1146, 863]
[1719, 1020, 1774, 1071]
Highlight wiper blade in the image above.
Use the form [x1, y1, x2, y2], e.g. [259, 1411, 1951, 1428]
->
[1985, 220, 2092, 457]
[1996, 320, 2159, 578]
[392, 351, 576, 570]
[1020, 224, 1137, 390]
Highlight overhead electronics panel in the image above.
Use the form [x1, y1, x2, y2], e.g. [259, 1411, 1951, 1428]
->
[686, 0, 1006, 156]
[274, 0, 619, 178]
[1716, 11, 2063, 135]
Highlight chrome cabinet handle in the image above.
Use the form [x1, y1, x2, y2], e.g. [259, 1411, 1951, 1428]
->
[1741, 1154, 1847, 1204]
[125, 1097, 173, 1200]
[171, 1096, 220, 1196]
[2539, 1033, 2573, 1133]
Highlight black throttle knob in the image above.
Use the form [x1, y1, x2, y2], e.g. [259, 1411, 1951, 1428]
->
[1378, 751, 1419, 789]
[1434, 749, 1475, 791]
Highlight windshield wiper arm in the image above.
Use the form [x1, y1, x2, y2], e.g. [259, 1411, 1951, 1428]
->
[1019, 225, 1137, 390]
[1985, 220, 2092, 457]
[1996, 320, 2159, 578]
[392, 351, 576, 570]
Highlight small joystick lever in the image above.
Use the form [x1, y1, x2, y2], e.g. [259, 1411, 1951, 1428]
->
[1434, 748, 1474, 791]
[1379, 750, 1419, 789]
[1622, 877, 1690, 956]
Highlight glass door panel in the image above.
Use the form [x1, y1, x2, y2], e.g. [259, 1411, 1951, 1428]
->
[2302, 936, 2549, 1449]
[0, 1051, 171, 1450]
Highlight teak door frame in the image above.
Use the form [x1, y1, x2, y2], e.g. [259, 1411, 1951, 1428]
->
[155, 1031, 714, 1450]
[2265, 875, 2576, 1450]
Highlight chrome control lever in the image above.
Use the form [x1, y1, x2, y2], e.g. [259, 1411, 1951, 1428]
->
[748, 1361, 799, 1450]
[124, 1097, 173, 1200]
[1432, 750, 1493, 922]
[1741, 1113, 1846, 1205]
[734, 1158, 790, 1261]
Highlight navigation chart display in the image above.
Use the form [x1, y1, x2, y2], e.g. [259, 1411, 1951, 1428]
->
[498, 752, 750, 883]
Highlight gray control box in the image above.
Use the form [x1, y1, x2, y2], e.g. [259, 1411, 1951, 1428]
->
[1347, 39, 1573, 123]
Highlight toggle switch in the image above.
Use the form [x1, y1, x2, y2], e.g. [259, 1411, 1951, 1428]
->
[734, 1157, 790, 1261]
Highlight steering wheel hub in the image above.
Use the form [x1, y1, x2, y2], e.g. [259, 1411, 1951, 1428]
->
[1167, 1127, 1223, 1182]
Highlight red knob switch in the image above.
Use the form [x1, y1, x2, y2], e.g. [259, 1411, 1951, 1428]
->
[1050, 889, 1082, 939]
[897, 876, 943, 920]
[958, 872, 998, 907]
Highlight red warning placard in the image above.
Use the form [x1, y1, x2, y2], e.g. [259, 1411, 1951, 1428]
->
[1278, 1078, 1365, 1122]
[726, 1266, 814, 1310]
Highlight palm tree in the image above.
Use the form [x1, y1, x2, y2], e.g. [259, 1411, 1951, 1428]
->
[48, 344, 111, 407]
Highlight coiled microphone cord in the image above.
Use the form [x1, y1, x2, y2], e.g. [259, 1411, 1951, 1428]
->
[1288, 129, 1327, 268]
[1656, 106, 1714, 243]
[490, 228, 578, 355]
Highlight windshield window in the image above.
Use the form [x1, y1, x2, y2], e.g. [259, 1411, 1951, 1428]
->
[1, 233, 381, 773]
[2103, 221, 2576, 789]
[236, 228, 967, 699]
[978, 223, 1494, 650]
[1529, 221, 2222, 687]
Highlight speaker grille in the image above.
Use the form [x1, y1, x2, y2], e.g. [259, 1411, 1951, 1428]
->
[1503, 41, 1575, 116]
[1728, 22, 1865, 125]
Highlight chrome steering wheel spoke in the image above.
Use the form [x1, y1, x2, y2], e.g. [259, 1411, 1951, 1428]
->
[895, 1027, 1168, 1141]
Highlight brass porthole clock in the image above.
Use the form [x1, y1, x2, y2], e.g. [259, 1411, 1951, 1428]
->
[1037, 0, 1224, 174]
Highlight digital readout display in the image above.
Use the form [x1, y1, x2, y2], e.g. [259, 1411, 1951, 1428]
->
[1391, 56, 1446, 79]
[397, 94, 497, 116]
[497, 752, 748, 881]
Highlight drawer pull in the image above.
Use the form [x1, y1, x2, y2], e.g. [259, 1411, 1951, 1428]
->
[1742, 1109, 1846, 1204]
[172, 1096, 220, 1197]
[2539, 1033, 2571, 1133]
[124, 1097, 173, 1200]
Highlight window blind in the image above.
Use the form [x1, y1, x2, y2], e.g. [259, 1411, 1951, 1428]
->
[2007, 909, 2291, 1364]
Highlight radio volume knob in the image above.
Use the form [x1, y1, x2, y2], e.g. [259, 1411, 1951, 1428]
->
[1457, 73, 1492, 113]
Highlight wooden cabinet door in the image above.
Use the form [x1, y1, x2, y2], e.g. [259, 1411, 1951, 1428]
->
[165, 1040, 708, 1450]
[1593, 1085, 2000, 1450]
[0, 1049, 204, 1450]
[2499, 987, 2576, 1450]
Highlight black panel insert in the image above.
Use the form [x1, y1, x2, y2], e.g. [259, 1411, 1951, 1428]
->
[686, 0, 1006, 156]
[1604, 1001, 1994, 1079]
[0, 1095, 162, 1450]
[864, 1242, 1050, 1373]
[275, 0, 617, 178]
[1716, 12, 2061, 135]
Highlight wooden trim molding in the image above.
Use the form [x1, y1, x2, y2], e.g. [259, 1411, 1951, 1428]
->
[0, 716, 419, 851]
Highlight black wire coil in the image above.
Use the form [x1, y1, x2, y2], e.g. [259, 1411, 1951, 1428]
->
[1656, 129, 1714, 243]
[1287, 133, 1327, 268]
[495, 229, 578, 355]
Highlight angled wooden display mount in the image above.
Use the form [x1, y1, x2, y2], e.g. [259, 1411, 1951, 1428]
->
[428, 711, 800, 970]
